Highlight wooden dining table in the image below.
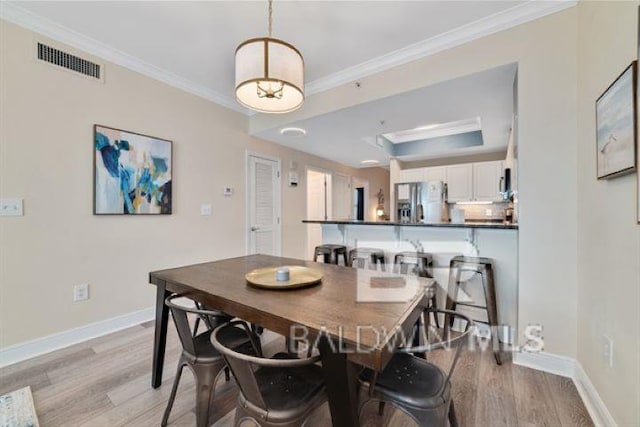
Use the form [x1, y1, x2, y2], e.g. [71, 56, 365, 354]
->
[148, 254, 432, 427]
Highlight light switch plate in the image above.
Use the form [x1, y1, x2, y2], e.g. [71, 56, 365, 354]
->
[0, 198, 23, 216]
[73, 283, 89, 302]
[200, 204, 212, 216]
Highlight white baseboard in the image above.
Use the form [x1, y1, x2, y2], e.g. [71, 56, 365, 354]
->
[573, 361, 617, 427]
[513, 350, 575, 378]
[0, 307, 155, 368]
[513, 351, 617, 427]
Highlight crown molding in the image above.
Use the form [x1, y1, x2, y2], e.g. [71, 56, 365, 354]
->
[1, 1, 576, 115]
[0, 1, 249, 115]
[305, 0, 577, 95]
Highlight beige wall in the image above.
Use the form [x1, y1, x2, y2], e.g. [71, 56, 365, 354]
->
[255, 9, 581, 358]
[576, 2, 640, 425]
[0, 20, 388, 348]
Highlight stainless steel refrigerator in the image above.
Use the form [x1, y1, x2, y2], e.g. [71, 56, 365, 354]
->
[395, 181, 447, 223]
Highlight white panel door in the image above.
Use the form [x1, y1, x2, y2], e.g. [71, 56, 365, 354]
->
[473, 161, 504, 201]
[248, 155, 280, 255]
[307, 170, 328, 220]
[446, 164, 473, 202]
[333, 173, 351, 220]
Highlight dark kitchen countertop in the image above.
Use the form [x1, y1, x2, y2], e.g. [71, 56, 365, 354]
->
[302, 219, 518, 230]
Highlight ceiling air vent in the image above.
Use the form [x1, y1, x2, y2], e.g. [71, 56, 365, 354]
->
[37, 42, 101, 80]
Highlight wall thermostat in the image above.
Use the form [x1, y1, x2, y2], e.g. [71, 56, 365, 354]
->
[223, 187, 233, 196]
[288, 171, 299, 187]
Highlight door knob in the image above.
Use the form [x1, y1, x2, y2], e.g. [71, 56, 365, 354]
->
[251, 226, 259, 231]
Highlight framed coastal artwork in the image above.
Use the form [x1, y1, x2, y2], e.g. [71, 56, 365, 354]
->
[94, 125, 172, 215]
[596, 62, 637, 180]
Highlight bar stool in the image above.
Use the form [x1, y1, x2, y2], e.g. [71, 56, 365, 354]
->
[394, 252, 439, 351]
[313, 244, 348, 266]
[446, 255, 502, 364]
[348, 248, 386, 271]
[394, 252, 434, 278]
[394, 252, 437, 310]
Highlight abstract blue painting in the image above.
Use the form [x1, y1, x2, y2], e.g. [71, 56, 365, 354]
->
[94, 125, 172, 214]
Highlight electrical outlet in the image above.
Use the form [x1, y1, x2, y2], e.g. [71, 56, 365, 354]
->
[603, 335, 614, 367]
[485, 208, 493, 217]
[73, 283, 89, 302]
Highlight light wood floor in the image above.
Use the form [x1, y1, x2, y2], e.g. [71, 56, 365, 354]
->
[0, 321, 593, 427]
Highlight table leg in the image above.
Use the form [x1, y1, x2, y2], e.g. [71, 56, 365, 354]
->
[152, 280, 170, 388]
[412, 315, 426, 359]
[317, 336, 360, 427]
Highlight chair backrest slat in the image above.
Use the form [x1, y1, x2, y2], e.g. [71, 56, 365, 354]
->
[223, 353, 268, 408]
[170, 304, 197, 355]
[165, 294, 233, 358]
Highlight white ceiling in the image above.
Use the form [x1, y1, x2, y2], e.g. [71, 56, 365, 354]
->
[255, 63, 517, 168]
[2, 1, 571, 113]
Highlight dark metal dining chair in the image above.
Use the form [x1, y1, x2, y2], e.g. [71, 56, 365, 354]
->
[211, 322, 327, 427]
[192, 301, 235, 382]
[162, 294, 260, 427]
[358, 309, 473, 427]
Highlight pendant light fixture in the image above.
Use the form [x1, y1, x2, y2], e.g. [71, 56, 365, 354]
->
[235, 0, 304, 113]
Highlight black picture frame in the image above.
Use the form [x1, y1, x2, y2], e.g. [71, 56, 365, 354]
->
[595, 62, 637, 180]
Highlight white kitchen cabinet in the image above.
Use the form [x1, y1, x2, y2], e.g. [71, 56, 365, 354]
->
[423, 166, 447, 182]
[394, 161, 507, 203]
[399, 168, 425, 183]
[446, 164, 473, 202]
[473, 161, 505, 201]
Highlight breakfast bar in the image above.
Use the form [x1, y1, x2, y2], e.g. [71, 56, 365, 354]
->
[304, 219, 519, 345]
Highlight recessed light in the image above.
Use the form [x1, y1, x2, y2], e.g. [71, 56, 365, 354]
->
[361, 159, 380, 165]
[280, 127, 307, 137]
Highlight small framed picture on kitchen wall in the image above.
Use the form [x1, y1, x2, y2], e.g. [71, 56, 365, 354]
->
[596, 62, 637, 180]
